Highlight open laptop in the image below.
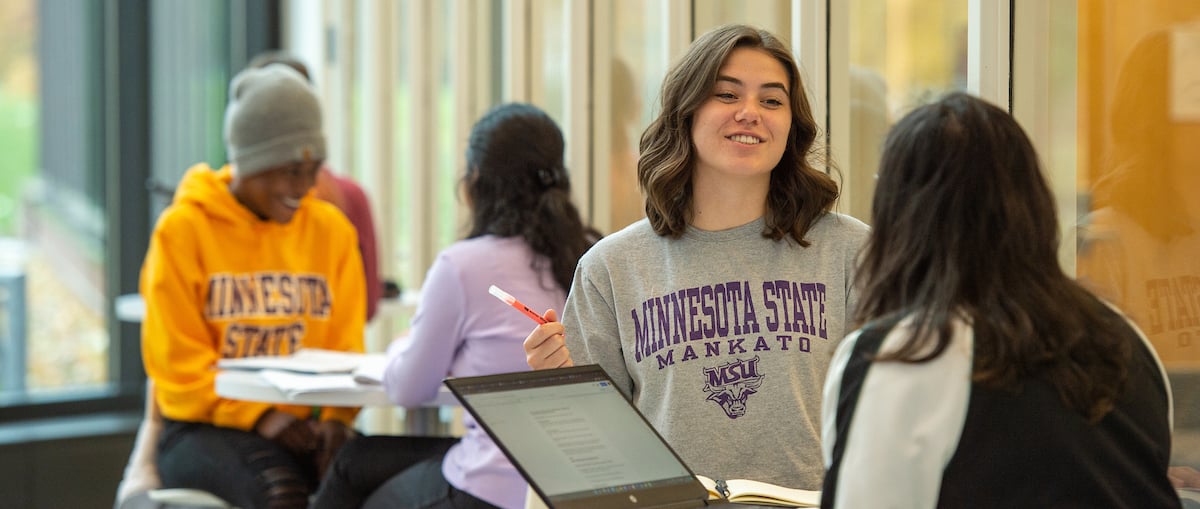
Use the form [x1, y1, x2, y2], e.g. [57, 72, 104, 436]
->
[444, 364, 774, 509]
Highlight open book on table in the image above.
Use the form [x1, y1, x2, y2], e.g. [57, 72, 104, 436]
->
[696, 475, 821, 508]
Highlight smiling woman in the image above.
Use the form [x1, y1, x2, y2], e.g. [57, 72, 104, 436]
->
[689, 46, 793, 231]
[522, 24, 869, 490]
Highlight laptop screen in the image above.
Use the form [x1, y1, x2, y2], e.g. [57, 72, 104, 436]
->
[445, 365, 709, 509]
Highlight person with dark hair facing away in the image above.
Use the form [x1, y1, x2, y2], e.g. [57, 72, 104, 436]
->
[820, 92, 1179, 508]
[310, 103, 599, 509]
[248, 50, 385, 322]
[523, 24, 869, 489]
[140, 64, 366, 509]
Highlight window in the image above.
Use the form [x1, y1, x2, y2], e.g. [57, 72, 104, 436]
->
[0, 0, 46, 397]
[592, 0, 668, 233]
[842, 0, 969, 223]
[1073, 0, 1200, 467]
[1, 0, 114, 412]
[693, 0, 792, 37]
[0, 0, 277, 422]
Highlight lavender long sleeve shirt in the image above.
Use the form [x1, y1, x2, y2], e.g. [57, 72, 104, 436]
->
[383, 235, 567, 509]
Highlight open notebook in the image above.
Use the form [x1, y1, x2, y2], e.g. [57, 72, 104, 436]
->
[444, 365, 807, 509]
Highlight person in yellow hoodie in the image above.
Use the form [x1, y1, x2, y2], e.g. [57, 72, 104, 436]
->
[139, 63, 366, 509]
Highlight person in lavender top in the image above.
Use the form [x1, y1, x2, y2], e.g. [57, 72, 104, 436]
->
[311, 103, 599, 509]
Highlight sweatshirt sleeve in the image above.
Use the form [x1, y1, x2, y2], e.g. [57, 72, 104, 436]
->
[141, 215, 272, 431]
[841, 216, 869, 342]
[317, 223, 367, 425]
[562, 258, 634, 399]
[382, 252, 467, 407]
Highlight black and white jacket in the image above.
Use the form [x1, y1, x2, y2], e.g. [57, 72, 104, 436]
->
[821, 306, 1180, 508]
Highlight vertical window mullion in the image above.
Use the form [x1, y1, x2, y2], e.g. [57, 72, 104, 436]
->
[406, 0, 435, 291]
[565, 0, 593, 223]
[967, 0, 1012, 109]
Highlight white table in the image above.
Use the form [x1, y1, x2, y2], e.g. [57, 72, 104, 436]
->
[214, 370, 459, 408]
[115, 293, 147, 322]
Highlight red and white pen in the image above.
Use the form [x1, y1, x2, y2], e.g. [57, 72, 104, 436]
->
[488, 285, 549, 324]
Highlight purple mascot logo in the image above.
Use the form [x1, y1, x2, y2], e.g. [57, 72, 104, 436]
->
[702, 356, 764, 419]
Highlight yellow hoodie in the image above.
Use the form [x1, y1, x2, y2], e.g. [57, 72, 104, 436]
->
[140, 163, 365, 430]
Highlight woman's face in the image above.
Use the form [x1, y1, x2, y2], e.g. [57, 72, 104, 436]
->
[690, 47, 792, 184]
[230, 160, 322, 223]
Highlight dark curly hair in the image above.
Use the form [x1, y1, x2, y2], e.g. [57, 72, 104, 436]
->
[463, 103, 599, 291]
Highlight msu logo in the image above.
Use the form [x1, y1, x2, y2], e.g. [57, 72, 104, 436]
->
[702, 356, 764, 419]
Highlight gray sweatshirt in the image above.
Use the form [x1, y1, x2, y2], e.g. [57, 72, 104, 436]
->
[562, 213, 869, 490]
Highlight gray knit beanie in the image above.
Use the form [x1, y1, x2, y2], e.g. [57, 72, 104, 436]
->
[224, 63, 326, 178]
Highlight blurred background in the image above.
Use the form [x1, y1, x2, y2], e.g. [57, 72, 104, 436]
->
[0, 0, 1196, 506]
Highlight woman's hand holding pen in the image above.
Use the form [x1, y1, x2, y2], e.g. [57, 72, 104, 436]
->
[523, 309, 575, 369]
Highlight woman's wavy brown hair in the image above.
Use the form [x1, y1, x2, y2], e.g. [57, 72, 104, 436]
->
[638, 24, 838, 245]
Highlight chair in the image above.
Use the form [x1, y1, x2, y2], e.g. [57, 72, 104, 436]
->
[114, 381, 233, 509]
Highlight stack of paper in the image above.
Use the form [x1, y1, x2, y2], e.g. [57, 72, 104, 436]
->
[217, 349, 368, 374]
[351, 354, 387, 385]
[218, 349, 388, 400]
[259, 370, 360, 398]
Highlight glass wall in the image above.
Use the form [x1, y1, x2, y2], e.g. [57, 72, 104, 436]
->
[5, 0, 109, 401]
[1012, 2, 1079, 272]
[1074, 0, 1200, 469]
[0, 0, 274, 419]
[391, 0, 415, 295]
[0, 0, 41, 396]
[595, 0, 668, 233]
[532, 0, 567, 127]
[0, 0, 37, 238]
[843, 0, 968, 222]
[693, 0, 791, 38]
[431, 1, 464, 254]
[149, 2, 233, 218]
